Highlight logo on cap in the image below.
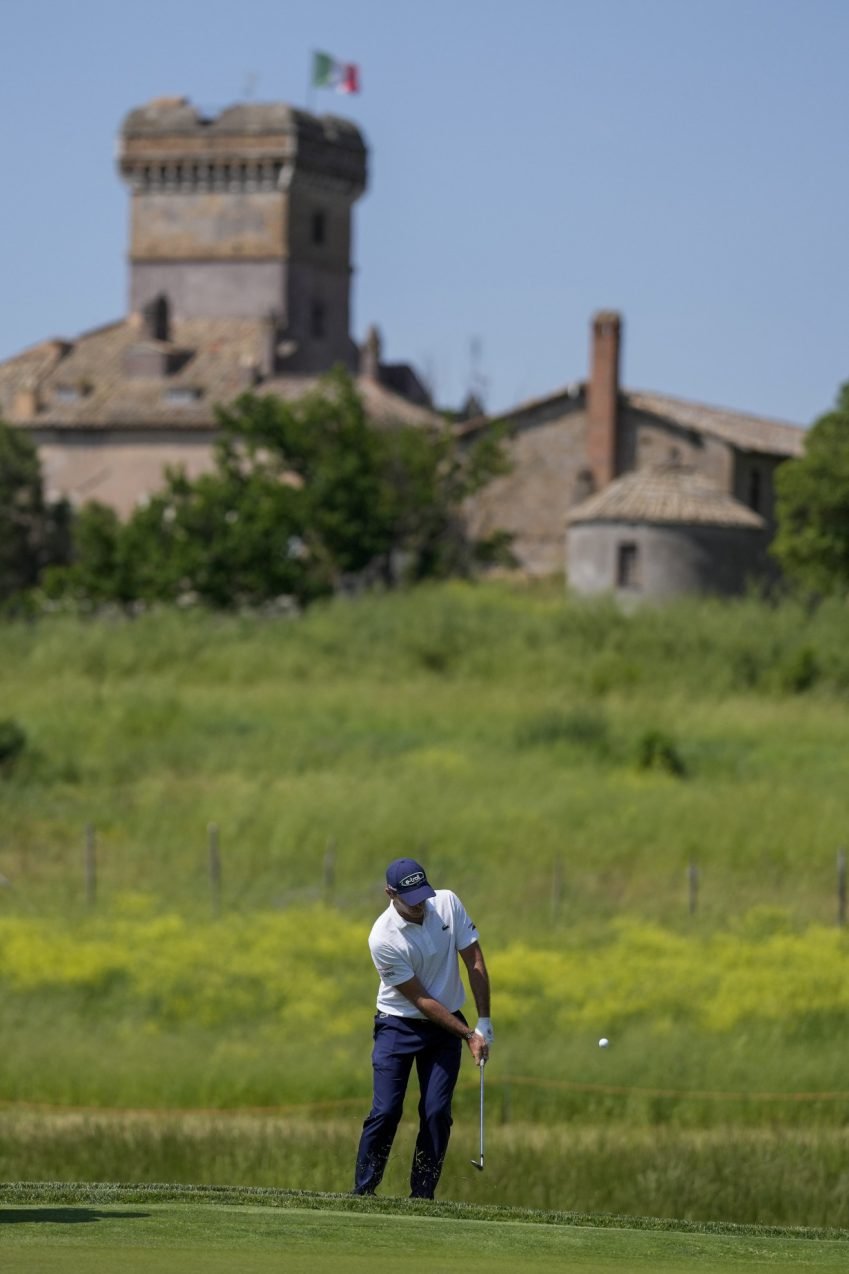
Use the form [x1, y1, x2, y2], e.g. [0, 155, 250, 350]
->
[386, 857, 435, 902]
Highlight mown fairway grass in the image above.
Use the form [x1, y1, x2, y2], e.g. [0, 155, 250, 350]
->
[3, 1187, 849, 1274]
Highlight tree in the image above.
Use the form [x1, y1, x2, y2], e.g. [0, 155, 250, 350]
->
[772, 382, 849, 594]
[43, 501, 141, 605]
[215, 370, 394, 581]
[216, 368, 511, 584]
[375, 421, 511, 581]
[0, 418, 70, 602]
[121, 465, 324, 608]
[52, 369, 510, 609]
[49, 461, 321, 610]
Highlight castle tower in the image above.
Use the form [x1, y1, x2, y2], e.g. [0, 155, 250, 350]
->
[118, 97, 367, 373]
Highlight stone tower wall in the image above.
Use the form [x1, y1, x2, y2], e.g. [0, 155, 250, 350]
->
[119, 100, 366, 371]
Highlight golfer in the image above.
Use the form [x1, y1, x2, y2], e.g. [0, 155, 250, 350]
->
[353, 857, 492, 1199]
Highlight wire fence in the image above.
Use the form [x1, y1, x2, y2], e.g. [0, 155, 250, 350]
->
[53, 825, 849, 927]
[3, 822, 848, 928]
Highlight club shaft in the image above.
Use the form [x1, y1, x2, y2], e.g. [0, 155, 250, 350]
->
[479, 1060, 485, 1162]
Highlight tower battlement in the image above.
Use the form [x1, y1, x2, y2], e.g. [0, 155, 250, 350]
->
[119, 98, 367, 195]
[118, 97, 368, 373]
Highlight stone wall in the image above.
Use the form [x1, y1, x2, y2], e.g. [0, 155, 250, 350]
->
[567, 520, 768, 599]
[464, 402, 587, 577]
[732, 451, 785, 531]
[619, 406, 735, 490]
[34, 428, 217, 516]
[130, 261, 288, 321]
[130, 190, 287, 261]
[465, 398, 748, 578]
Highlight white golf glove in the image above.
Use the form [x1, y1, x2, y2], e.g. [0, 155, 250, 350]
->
[474, 1018, 494, 1045]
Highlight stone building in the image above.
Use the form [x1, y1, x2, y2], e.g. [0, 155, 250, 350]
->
[0, 97, 437, 515]
[462, 311, 806, 592]
[566, 462, 767, 600]
[0, 100, 808, 598]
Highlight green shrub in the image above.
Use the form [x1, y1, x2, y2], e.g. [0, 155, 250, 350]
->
[0, 718, 26, 771]
[776, 645, 819, 694]
[635, 728, 686, 777]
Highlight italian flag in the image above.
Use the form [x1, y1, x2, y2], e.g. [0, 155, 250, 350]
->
[312, 51, 360, 94]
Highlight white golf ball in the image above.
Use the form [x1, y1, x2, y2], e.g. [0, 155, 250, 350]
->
[598, 1037, 610, 1048]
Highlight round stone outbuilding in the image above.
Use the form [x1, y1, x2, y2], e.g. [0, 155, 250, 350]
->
[566, 463, 768, 600]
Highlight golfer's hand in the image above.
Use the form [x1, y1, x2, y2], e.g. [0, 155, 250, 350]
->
[474, 1017, 494, 1046]
[468, 1032, 488, 1066]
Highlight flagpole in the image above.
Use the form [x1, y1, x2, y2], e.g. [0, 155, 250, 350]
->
[307, 51, 315, 113]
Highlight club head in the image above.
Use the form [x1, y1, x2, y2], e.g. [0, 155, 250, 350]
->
[469, 1158, 484, 1171]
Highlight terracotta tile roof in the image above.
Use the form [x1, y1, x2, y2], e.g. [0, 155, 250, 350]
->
[626, 389, 805, 458]
[261, 372, 442, 429]
[567, 463, 766, 529]
[455, 384, 581, 437]
[458, 383, 805, 459]
[0, 318, 441, 432]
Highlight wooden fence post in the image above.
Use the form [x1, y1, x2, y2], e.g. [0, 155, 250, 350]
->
[688, 862, 699, 918]
[838, 847, 847, 928]
[208, 823, 221, 917]
[551, 856, 563, 923]
[323, 839, 336, 904]
[84, 823, 96, 908]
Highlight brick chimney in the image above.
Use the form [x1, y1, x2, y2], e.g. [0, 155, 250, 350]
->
[586, 310, 622, 490]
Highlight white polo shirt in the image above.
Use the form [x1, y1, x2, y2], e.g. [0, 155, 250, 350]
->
[368, 889, 480, 1019]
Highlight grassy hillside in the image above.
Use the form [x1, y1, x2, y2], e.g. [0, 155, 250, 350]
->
[1, 580, 848, 928]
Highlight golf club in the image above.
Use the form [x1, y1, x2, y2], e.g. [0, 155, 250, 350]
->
[470, 1057, 485, 1170]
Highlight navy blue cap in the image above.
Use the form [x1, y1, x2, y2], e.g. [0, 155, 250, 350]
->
[386, 857, 436, 905]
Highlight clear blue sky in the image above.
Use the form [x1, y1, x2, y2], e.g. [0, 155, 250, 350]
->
[3, 0, 848, 423]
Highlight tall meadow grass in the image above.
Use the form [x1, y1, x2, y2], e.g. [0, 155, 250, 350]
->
[3, 1110, 849, 1227]
[1, 908, 849, 1118]
[1, 583, 848, 930]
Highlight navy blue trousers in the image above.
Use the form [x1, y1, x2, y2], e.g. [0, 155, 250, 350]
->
[353, 1012, 465, 1199]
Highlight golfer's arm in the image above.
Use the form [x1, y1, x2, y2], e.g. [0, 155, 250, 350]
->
[395, 975, 473, 1040]
[460, 941, 490, 1018]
